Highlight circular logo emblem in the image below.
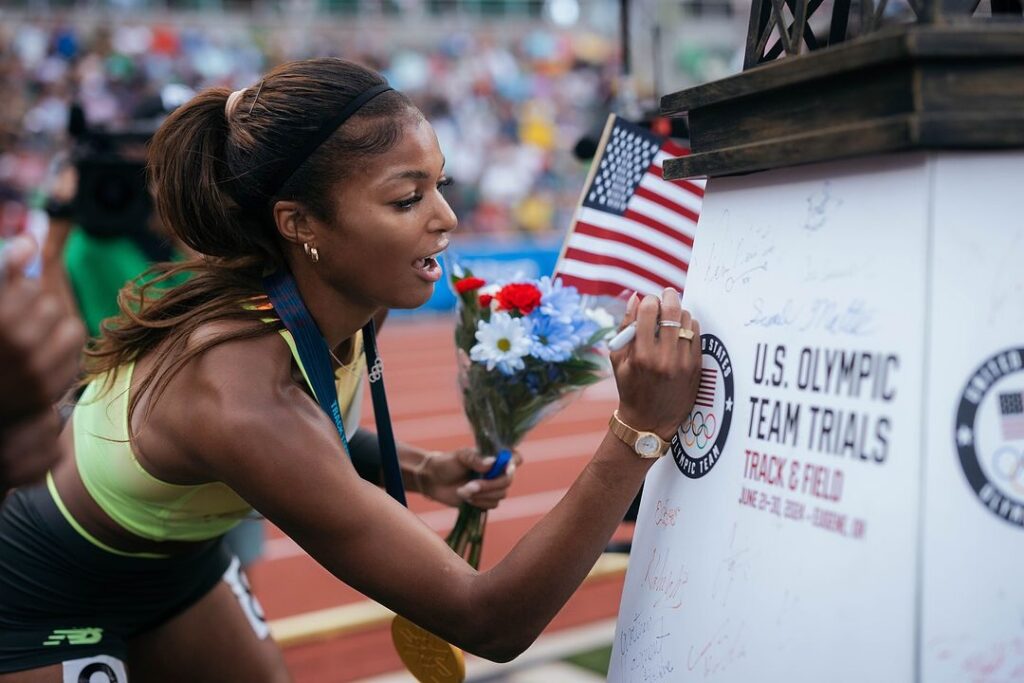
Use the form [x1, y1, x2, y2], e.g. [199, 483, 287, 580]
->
[78, 663, 118, 683]
[954, 347, 1024, 529]
[672, 334, 735, 479]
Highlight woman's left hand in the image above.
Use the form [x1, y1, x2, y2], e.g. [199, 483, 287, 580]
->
[419, 448, 522, 510]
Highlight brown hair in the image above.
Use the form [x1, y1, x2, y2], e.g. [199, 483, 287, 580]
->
[85, 58, 418, 423]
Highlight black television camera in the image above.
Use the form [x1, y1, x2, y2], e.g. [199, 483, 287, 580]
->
[66, 98, 174, 261]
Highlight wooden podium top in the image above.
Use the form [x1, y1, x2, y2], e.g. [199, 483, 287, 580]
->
[661, 22, 1024, 179]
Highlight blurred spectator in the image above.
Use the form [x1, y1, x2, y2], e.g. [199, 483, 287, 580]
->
[1, 16, 620, 237]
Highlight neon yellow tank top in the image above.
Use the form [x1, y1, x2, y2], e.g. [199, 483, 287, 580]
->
[64, 329, 366, 547]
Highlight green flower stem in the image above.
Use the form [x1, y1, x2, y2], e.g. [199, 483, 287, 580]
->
[447, 503, 477, 559]
[466, 510, 486, 570]
[446, 503, 491, 567]
[445, 513, 463, 548]
[453, 524, 470, 558]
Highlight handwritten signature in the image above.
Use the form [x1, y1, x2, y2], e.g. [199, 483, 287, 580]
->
[711, 523, 752, 608]
[803, 181, 843, 232]
[643, 546, 688, 609]
[745, 297, 876, 336]
[703, 212, 775, 293]
[687, 618, 747, 679]
[655, 499, 680, 528]
[620, 613, 675, 681]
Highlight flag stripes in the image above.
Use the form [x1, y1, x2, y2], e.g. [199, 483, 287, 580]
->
[999, 391, 1024, 440]
[649, 165, 706, 199]
[621, 208, 695, 249]
[554, 115, 704, 299]
[641, 172, 703, 213]
[568, 228, 690, 275]
[561, 248, 679, 291]
[573, 206, 692, 254]
[556, 265, 676, 299]
[696, 368, 718, 408]
[633, 186, 701, 225]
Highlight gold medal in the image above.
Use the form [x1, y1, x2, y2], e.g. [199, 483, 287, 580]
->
[391, 615, 466, 683]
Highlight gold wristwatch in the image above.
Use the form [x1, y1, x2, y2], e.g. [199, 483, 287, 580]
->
[608, 410, 671, 458]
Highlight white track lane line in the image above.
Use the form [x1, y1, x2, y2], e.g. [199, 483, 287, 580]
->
[262, 488, 569, 562]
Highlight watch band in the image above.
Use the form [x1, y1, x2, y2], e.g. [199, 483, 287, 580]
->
[608, 411, 671, 458]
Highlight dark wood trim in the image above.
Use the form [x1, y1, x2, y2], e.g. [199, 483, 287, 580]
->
[660, 24, 1024, 179]
[664, 114, 1024, 179]
[663, 24, 1024, 113]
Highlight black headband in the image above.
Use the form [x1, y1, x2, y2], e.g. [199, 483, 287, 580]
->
[263, 83, 394, 199]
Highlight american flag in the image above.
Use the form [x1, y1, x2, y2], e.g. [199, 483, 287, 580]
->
[999, 391, 1024, 440]
[554, 114, 704, 298]
[695, 367, 718, 408]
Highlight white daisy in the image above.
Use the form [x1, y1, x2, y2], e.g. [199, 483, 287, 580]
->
[470, 312, 532, 375]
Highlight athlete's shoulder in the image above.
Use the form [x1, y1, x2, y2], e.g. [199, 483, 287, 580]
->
[181, 318, 295, 400]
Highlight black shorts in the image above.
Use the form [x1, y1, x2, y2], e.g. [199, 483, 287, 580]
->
[0, 484, 232, 674]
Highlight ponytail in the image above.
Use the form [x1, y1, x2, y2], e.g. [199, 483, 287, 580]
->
[85, 58, 418, 428]
[148, 88, 279, 263]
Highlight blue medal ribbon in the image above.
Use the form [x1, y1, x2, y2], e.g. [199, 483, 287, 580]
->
[263, 268, 407, 506]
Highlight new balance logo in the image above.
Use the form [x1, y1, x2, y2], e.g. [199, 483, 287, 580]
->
[42, 628, 103, 646]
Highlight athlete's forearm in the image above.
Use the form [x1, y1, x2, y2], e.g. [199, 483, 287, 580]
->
[465, 431, 654, 660]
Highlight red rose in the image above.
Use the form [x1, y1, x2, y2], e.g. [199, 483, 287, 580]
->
[496, 283, 542, 315]
[479, 293, 494, 307]
[455, 276, 487, 294]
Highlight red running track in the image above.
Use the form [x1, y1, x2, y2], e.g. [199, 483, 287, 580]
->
[247, 316, 631, 682]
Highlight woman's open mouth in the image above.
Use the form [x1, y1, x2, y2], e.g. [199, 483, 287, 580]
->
[413, 253, 443, 282]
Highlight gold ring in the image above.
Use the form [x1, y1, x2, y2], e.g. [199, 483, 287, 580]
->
[678, 328, 695, 341]
[658, 320, 682, 328]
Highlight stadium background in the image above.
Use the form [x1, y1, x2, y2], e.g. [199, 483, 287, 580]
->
[1, 1, 747, 679]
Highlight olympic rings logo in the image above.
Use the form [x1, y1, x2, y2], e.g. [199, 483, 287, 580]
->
[368, 357, 384, 383]
[992, 446, 1024, 495]
[680, 410, 717, 450]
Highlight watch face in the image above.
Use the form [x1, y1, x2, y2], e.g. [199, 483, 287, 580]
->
[635, 434, 662, 457]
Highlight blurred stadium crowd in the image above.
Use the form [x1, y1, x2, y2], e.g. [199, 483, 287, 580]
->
[0, 12, 626, 238]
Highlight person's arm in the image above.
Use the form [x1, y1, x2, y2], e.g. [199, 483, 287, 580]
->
[348, 430, 518, 510]
[160, 290, 698, 661]
[40, 161, 83, 322]
[0, 235, 85, 494]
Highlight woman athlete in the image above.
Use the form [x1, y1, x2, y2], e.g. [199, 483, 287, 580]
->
[0, 57, 702, 682]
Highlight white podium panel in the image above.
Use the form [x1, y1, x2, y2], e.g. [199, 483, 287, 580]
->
[611, 152, 1024, 682]
[921, 151, 1024, 681]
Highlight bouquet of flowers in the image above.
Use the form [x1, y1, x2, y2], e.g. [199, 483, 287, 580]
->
[446, 266, 615, 568]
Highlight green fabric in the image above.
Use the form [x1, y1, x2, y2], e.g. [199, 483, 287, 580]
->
[71, 330, 366, 544]
[73, 361, 253, 545]
[62, 229, 186, 338]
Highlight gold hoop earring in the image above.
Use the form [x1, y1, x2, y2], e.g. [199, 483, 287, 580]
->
[303, 242, 320, 264]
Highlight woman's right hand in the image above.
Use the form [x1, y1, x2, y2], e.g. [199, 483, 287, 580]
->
[610, 288, 702, 441]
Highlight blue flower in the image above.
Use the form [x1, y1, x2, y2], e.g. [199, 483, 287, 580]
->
[569, 313, 600, 346]
[536, 276, 582, 324]
[528, 312, 577, 362]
